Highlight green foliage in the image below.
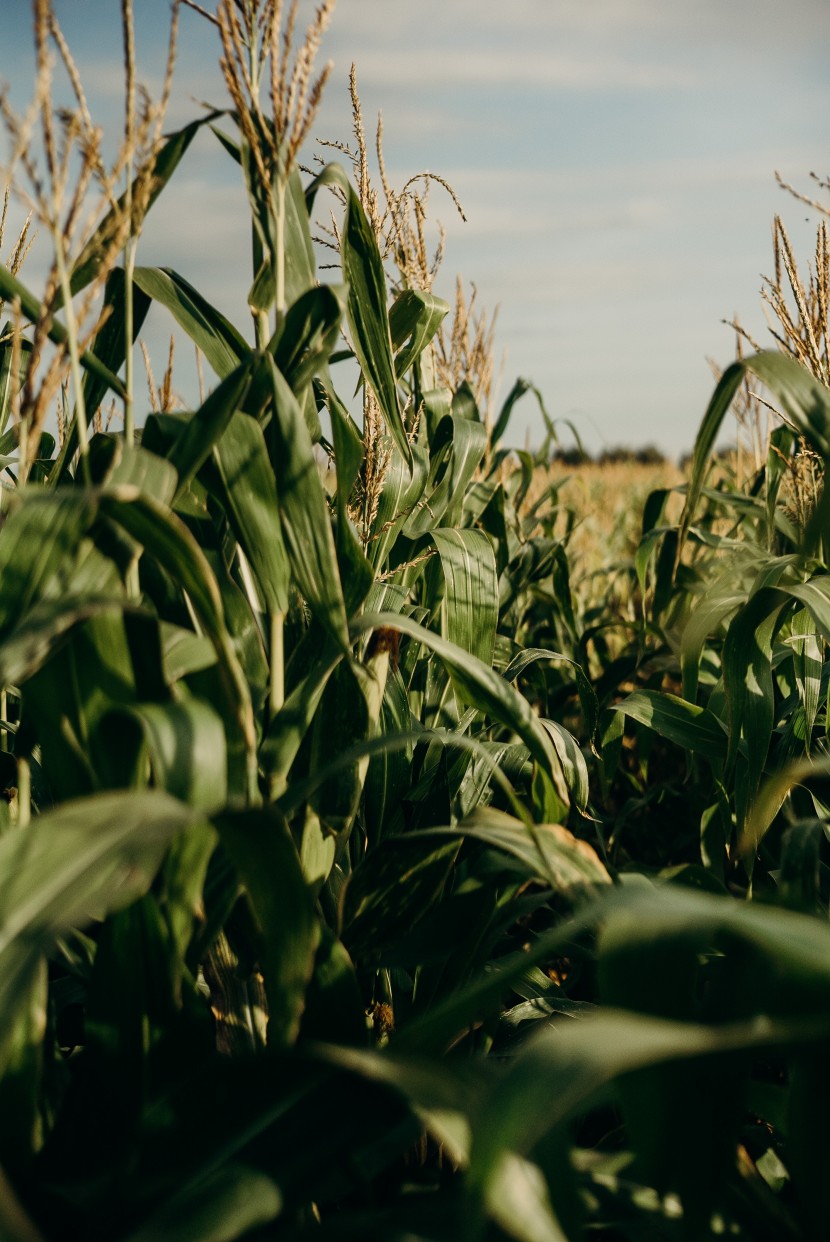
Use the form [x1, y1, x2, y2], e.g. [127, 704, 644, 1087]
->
[2, 5, 830, 1240]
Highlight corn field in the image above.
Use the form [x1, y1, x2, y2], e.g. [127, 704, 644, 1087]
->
[2, 3, 830, 1239]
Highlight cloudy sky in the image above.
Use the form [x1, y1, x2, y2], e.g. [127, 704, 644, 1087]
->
[3, 0, 830, 456]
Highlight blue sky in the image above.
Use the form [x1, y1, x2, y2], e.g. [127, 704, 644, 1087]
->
[3, 0, 830, 457]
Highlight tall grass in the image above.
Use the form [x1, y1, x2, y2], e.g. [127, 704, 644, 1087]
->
[1, 3, 830, 1240]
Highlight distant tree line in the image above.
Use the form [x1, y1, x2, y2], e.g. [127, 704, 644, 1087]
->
[553, 443, 669, 467]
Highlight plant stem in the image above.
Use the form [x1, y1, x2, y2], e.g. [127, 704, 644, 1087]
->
[124, 237, 136, 447]
[16, 755, 30, 829]
[269, 611, 284, 719]
[274, 175, 286, 324]
[52, 227, 91, 486]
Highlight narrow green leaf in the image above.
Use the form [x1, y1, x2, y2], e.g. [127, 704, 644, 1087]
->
[0, 266, 126, 399]
[389, 288, 449, 379]
[342, 185, 411, 469]
[261, 355, 349, 649]
[217, 806, 320, 1047]
[0, 790, 196, 1071]
[212, 410, 291, 615]
[70, 113, 223, 295]
[611, 689, 728, 762]
[126, 1166, 281, 1242]
[353, 612, 568, 797]
[132, 267, 248, 379]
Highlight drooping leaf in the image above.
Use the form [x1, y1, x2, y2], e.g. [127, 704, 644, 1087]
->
[132, 267, 248, 379]
[353, 612, 569, 800]
[0, 790, 197, 1073]
[611, 689, 728, 763]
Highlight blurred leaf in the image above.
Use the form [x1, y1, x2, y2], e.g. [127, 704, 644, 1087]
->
[0, 791, 196, 1074]
[70, 113, 223, 295]
[107, 700, 227, 814]
[123, 1163, 281, 1242]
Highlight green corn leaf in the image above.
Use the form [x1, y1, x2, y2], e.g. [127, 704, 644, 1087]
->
[160, 621, 217, 683]
[430, 528, 498, 667]
[722, 591, 785, 824]
[0, 790, 197, 1074]
[69, 112, 223, 296]
[0, 594, 126, 689]
[680, 581, 748, 703]
[107, 443, 179, 502]
[353, 612, 569, 799]
[786, 576, 830, 643]
[0, 329, 31, 438]
[99, 486, 256, 794]
[83, 266, 152, 423]
[342, 835, 462, 961]
[0, 265, 126, 399]
[404, 415, 488, 536]
[389, 287, 449, 379]
[270, 284, 348, 394]
[132, 267, 248, 379]
[680, 351, 830, 559]
[0, 491, 97, 636]
[368, 439, 428, 570]
[790, 607, 821, 752]
[163, 359, 254, 499]
[540, 719, 590, 814]
[211, 410, 291, 615]
[363, 666, 413, 845]
[504, 648, 599, 745]
[106, 701, 227, 814]
[342, 184, 412, 469]
[216, 806, 320, 1048]
[324, 382, 374, 616]
[740, 754, 830, 855]
[123, 1163, 282, 1242]
[424, 807, 610, 891]
[261, 355, 349, 650]
[611, 689, 728, 762]
[259, 636, 343, 788]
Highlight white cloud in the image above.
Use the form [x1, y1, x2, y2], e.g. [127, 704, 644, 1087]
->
[328, 45, 698, 93]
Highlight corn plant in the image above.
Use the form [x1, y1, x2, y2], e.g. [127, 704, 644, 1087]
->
[3, 3, 830, 1240]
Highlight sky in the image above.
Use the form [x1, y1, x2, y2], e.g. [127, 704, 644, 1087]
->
[2, 0, 830, 458]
